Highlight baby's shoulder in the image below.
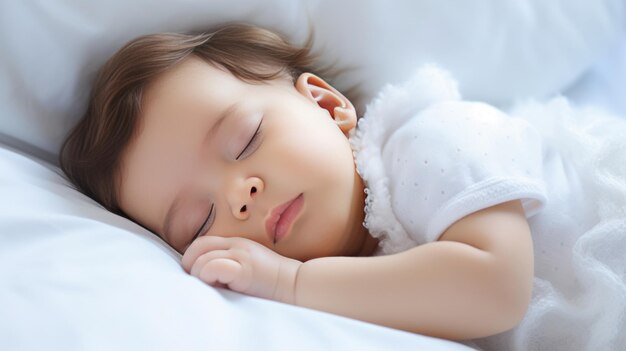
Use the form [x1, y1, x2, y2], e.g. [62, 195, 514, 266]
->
[405, 100, 510, 130]
[384, 100, 543, 171]
[389, 100, 516, 146]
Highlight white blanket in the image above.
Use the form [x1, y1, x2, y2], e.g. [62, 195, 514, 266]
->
[494, 98, 626, 349]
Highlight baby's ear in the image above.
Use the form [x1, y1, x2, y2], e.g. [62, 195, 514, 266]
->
[295, 73, 357, 135]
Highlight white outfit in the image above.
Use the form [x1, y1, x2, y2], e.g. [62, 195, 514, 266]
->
[350, 66, 626, 351]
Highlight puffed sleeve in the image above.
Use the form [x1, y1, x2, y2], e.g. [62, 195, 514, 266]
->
[382, 100, 547, 245]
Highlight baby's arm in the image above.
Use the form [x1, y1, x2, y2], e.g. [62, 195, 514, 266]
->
[182, 200, 533, 340]
[294, 200, 533, 340]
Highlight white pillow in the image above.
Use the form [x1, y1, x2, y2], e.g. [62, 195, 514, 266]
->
[565, 24, 626, 117]
[0, 143, 477, 351]
[307, 0, 625, 105]
[0, 0, 623, 162]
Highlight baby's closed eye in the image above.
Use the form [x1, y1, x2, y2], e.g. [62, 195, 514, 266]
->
[236, 118, 263, 160]
[190, 203, 216, 245]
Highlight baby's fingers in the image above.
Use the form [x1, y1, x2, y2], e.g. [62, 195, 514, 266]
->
[189, 250, 243, 286]
[198, 258, 243, 286]
[182, 236, 233, 272]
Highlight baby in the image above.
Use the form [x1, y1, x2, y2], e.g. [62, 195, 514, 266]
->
[60, 24, 625, 350]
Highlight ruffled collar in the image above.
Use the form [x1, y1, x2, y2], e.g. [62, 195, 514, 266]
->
[348, 65, 461, 255]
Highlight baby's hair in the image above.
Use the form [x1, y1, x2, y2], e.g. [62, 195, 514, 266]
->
[60, 23, 335, 217]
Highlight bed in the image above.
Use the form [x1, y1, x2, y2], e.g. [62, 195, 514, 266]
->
[1, 1, 624, 350]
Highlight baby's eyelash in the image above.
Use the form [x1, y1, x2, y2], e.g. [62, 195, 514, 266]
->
[191, 204, 215, 243]
[236, 119, 263, 160]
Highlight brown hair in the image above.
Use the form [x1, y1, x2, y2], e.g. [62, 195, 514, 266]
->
[59, 23, 335, 217]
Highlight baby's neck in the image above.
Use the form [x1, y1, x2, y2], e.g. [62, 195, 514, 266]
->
[355, 230, 379, 256]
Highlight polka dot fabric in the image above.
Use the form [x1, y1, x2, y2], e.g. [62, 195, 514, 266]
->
[383, 101, 547, 246]
[351, 66, 547, 253]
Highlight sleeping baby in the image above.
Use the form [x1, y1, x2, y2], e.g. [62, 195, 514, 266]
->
[60, 23, 626, 350]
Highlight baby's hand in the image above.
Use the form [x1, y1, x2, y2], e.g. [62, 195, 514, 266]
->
[181, 236, 301, 304]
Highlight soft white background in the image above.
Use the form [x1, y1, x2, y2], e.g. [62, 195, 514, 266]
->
[0, 1, 624, 350]
[1, 0, 623, 163]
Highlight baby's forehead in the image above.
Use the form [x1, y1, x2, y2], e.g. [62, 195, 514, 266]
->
[143, 57, 293, 107]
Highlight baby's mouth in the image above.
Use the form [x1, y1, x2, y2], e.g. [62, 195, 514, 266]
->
[265, 193, 304, 244]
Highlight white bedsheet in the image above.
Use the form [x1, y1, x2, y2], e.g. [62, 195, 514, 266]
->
[0, 143, 475, 351]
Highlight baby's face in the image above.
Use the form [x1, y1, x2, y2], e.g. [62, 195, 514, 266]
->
[119, 57, 369, 260]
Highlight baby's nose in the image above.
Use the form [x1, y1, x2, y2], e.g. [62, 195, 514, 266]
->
[228, 177, 263, 220]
